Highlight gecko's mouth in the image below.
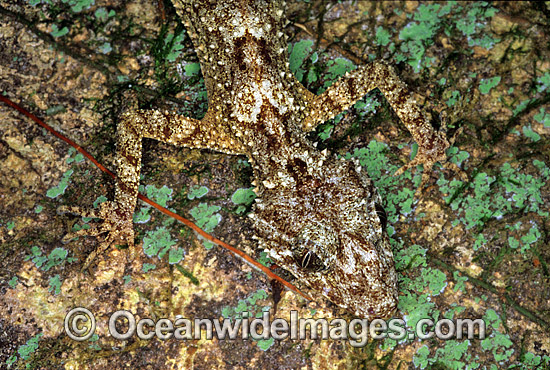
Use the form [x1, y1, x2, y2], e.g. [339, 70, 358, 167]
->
[323, 232, 398, 318]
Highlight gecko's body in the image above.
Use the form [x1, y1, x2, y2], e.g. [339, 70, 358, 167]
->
[65, 0, 452, 318]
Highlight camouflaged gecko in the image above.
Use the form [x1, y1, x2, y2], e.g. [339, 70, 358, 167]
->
[61, 0, 454, 319]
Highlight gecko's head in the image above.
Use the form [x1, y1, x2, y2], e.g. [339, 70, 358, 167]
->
[288, 215, 398, 319]
[252, 153, 398, 318]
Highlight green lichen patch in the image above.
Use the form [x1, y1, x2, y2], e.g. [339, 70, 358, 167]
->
[221, 289, 274, 351]
[189, 203, 222, 250]
[479, 76, 501, 95]
[231, 187, 256, 214]
[142, 184, 173, 208]
[439, 159, 550, 230]
[133, 184, 175, 224]
[45, 169, 73, 198]
[142, 263, 156, 272]
[533, 108, 550, 128]
[6, 333, 43, 368]
[346, 141, 418, 226]
[48, 274, 62, 295]
[8, 276, 18, 288]
[187, 185, 209, 200]
[24, 246, 77, 272]
[142, 226, 184, 264]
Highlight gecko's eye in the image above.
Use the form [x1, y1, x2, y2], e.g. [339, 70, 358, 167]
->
[375, 203, 387, 232]
[299, 250, 330, 272]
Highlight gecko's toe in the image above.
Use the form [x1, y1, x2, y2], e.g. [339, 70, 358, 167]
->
[58, 201, 137, 270]
[443, 161, 468, 182]
[57, 205, 101, 219]
[61, 227, 105, 244]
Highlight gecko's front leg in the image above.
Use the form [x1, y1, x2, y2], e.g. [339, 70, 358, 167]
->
[302, 61, 463, 189]
[59, 109, 241, 268]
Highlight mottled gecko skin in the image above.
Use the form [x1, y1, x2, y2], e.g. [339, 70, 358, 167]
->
[63, 0, 453, 318]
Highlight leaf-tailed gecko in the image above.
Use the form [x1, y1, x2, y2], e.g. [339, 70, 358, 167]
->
[61, 0, 456, 319]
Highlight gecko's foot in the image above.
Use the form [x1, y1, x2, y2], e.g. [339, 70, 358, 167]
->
[394, 151, 439, 196]
[394, 137, 467, 196]
[58, 202, 136, 271]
